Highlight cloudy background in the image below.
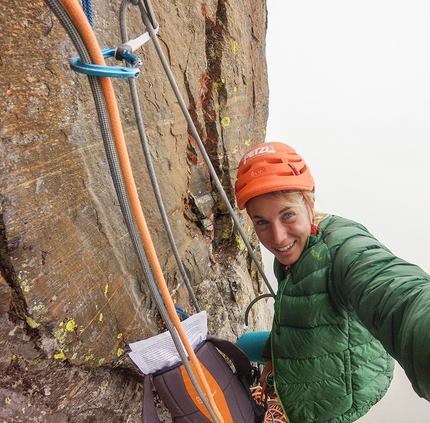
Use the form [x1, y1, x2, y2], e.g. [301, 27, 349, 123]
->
[263, 1, 430, 421]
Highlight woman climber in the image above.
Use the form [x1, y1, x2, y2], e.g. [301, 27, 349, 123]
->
[234, 142, 430, 423]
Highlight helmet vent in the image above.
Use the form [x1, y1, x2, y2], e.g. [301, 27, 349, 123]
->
[265, 158, 283, 164]
[240, 164, 252, 175]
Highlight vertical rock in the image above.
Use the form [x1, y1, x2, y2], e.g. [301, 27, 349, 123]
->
[0, 0, 270, 420]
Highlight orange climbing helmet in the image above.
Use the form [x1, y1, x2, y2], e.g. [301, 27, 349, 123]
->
[235, 142, 315, 210]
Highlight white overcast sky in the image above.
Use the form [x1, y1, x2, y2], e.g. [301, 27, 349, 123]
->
[264, 1, 430, 421]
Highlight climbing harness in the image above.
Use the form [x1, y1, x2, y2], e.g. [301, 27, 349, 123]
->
[43, 0, 276, 421]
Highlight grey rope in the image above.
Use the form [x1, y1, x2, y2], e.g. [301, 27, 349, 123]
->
[137, 0, 275, 298]
[43, 2, 218, 422]
[119, 0, 200, 313]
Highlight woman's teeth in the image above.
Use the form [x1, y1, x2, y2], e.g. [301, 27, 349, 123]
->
[276, 241, 295, 252]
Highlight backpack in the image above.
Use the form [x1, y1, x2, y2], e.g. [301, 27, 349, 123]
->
[142, 336, 266, 423]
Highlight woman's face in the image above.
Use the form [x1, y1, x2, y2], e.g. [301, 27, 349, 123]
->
[247, 192, 313, 266]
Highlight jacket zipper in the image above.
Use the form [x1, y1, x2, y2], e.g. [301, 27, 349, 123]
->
[274, 268, 291, 335]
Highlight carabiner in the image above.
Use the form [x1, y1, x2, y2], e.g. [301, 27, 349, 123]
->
[70, 48, 141, 78]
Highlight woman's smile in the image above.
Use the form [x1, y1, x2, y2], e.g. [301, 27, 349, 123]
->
[275, 241, 295, 252]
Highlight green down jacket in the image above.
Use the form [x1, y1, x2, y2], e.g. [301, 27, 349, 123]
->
[261, 215, 430, 423]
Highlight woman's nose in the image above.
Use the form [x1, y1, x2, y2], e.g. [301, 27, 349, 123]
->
[271, 221, 287, 244]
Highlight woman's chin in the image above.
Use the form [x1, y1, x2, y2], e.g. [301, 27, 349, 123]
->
[274, 249, 298, 267]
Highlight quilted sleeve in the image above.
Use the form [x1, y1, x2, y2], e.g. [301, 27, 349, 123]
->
[332, 233, 430, 402]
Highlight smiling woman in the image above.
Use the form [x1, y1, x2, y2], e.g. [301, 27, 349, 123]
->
[264, 1, 430, 422]
[235, 141, 430, 423]
[235, 142, 317, 266]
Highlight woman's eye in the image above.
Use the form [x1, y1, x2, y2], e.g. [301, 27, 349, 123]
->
[283, 212, 295, 219]
[256, 219, 268, 226]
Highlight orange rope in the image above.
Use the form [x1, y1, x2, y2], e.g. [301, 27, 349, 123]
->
[59, 1, 224, 421]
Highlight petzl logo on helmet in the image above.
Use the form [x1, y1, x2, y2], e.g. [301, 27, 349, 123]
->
[242, 145, 276, 164]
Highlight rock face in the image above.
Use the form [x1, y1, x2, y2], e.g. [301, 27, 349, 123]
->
[0, 0, 270, 421]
